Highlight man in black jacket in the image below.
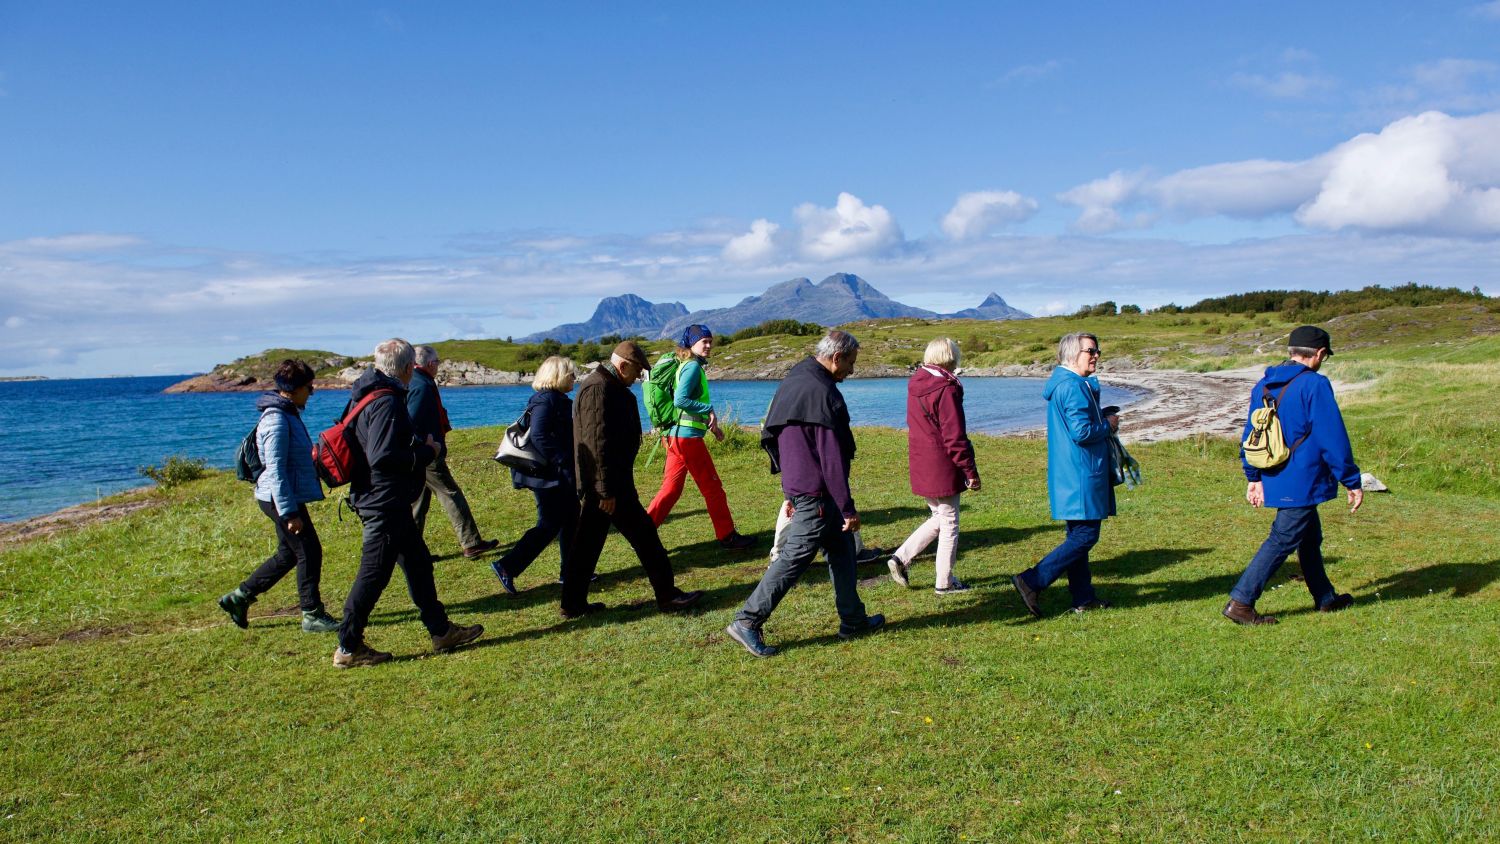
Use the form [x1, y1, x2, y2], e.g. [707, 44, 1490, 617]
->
[334, 338, 484, 668]
[560, 340, 703, 619]
[408, 344, 499, 559]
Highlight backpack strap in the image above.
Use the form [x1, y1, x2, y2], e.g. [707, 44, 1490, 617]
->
[343, 388, 396, 423]
[1261, 367, 1311, 454]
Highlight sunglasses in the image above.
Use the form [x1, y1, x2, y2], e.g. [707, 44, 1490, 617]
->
[1080, 347, 1101, 357]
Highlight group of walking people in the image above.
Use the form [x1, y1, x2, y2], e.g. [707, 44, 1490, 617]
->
[218, 320, 1365, 666]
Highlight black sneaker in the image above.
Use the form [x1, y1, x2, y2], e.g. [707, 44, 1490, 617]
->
[217, 587, 254, 629]
[1318, 593, 1354, 613]
[719, 531, 756, 551]
[838, 614, 887, 640]
[725, 621, 778, 657]
[1072, 599, 1112, 613]
[492, 561, 518, 595]
[560, 602, 606, 620]
[1011, 574, 1042, 618]
[934, 578, 971, 596]
[887, 557, 910, 588]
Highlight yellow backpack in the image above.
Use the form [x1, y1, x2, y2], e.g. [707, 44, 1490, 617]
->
[1242, 369, 1309, 470]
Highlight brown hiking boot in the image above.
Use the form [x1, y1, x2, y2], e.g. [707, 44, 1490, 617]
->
[1319, 593, 1354, 613]
[431, 622, 484, 653]
[1222, 599, 1278, 625]
[332, 643, 393, 669]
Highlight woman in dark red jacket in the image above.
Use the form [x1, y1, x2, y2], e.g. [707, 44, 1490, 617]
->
[888, 337, 981, 594]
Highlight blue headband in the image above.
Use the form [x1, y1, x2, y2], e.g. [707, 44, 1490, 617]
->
[681, 324, 713, 348]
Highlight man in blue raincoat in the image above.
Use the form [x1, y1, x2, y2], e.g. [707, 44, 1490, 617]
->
[1223, 325, 1363, 625]
[1011, 332, 1117, 616]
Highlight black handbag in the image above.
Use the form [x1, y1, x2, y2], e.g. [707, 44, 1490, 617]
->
[493, 409, 548, 474]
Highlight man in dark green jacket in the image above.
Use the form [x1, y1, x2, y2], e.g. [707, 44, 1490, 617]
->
[408, 345, 498, 559]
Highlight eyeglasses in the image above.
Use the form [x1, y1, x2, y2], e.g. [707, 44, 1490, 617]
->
[1080, 347, 1101, 357]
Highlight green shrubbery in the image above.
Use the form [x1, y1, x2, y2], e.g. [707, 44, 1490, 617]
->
[137, 456, 210, 489]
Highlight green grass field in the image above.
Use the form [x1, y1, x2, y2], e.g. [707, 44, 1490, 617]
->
[3, 307, 1498, 841]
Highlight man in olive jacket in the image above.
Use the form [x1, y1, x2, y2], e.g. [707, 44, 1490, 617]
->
[407, 344, 498, 559]
[560, 341, 703, 619]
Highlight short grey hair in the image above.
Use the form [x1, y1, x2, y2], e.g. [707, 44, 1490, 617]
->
[1056, 332, 1099, 365]
[815, 329, 860, 361]
[414, 344, 440, 368]
[1288, 346, 1320, 359]
[374, 338, 415, 376]
[924, 337, 960, 369]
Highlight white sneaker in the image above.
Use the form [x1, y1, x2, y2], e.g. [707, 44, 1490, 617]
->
[934, 578, 971, 596]
[887, 557, 910, 588]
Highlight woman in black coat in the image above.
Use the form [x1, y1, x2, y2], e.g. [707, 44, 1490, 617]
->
[492, 356, 580, 593]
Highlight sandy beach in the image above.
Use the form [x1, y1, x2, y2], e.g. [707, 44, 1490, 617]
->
[1096, 367, 1264, 444]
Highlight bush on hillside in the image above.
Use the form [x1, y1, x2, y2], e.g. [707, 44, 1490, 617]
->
[719, 319, 824, 346]
[1184, 283, 1488, 320]
[139, 456, 210, 489]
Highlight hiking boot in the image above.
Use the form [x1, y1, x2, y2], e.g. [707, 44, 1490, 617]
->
[462, 539, 501, 559]
[658, 590, 704, 613]
[492, 561, 518, 595]
[1318, 593, 1354, 613]
[887, 557, 910, 588]
[301, 607, 341, 633]
[838, 613, 886, 640]
[934, 577, 971, 596]
[431, 622, 484, 653]
[217, 587, 255, 629]
[718, 531, 756, 551]
[1011, 574, 1042, 618]
[1072, 599, 1112, 613]
[1222, 599, 1278, 625]
[725, 621, 778, 657]
[560, 601, 606, 620]
[332, 643, 392, 669]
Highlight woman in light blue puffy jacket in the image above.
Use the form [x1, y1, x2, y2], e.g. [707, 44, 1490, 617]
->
[217, 360, 340, 632]
[1011, 333, 1119, 617]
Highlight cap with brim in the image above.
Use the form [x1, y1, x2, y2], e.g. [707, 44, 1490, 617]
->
[612, 340, 650, 369]
[1288, 325, 1333, 355]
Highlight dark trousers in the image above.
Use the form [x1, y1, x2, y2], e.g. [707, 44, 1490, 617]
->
[1231, 506, 1335, 608]
[413, 456, 483, 549]
[497, 484, 578, 577]
[241, 499, 324, 611]
[338, 507, 451, 651]
[561, 488, 681, 613]
[735, 495, 868, 636]
[1021, 519, 1101, 608]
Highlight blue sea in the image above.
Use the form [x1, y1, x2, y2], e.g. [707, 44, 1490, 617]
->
[0, 374, 1138, 522]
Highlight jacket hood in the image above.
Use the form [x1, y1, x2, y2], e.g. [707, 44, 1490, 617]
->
[255, 391, 299, 415]
[1043, 365, 1094, 400]
[350, 367, 407, 401]
[1261, 361, 1311, 389]
[909, 365, 958, 398]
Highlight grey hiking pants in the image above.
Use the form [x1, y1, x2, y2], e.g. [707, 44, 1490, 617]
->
[413, 455, 483, 550]
[736, 494, 869, 636]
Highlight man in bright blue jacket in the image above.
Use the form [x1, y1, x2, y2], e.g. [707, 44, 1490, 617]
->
[1012, 332, 1118, 616]
[1224, 325, 1364, 625]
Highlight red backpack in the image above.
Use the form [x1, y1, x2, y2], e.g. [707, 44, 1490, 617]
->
[312, 389, 396, 488]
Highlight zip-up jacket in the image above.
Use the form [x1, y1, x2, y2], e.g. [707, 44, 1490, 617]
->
[345, 368, 436, 513]
[1240, 361, 1361, 508]
[252, 391, 324, 516]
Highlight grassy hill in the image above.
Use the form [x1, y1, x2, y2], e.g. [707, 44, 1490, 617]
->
[3, 312, 1499, 839]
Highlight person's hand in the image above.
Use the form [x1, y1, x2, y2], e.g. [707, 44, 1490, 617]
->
[783, 500, 794, 518]
[598, 497, 616, 515]
[965, 478, 981, 492]
[424, 434, 439, 452]
[1246, 481, 1265, 508]
[842, 514, 861, 533]
[1105, 413, 1120, 432]
[710, 424, 725, 442]
[285, 515, 305, 535]
[1348, 487, 1364, 514]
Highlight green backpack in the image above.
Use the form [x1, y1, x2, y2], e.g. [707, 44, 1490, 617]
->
[643, 353, 684, 431]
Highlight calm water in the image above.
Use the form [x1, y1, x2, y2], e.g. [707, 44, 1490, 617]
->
[0, 374, 1137, 522]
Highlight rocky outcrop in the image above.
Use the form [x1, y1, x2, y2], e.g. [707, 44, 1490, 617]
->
[332, 359, 528, 387]
[165, 350, 353, 393]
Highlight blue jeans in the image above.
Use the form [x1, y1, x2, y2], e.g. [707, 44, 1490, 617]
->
[736, 495, 869, 635]
[1021, 519, 1100, 608]
[1231, 506, 1335, 608]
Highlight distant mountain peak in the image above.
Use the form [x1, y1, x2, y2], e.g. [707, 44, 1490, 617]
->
[519, 293, 688, 343]
[980, 292, 1007, 307]
[944, 292, 1031, 321]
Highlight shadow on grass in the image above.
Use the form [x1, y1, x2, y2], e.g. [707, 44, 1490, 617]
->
[1358, 558, 1500, 601]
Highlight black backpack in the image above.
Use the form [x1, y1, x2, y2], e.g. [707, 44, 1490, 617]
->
[234, 425, 263, 482]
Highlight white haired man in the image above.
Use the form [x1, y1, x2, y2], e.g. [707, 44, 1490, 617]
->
[334, 338, 484, 668]
[408, 344, 499, 559]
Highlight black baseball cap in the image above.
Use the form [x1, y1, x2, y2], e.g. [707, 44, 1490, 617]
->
[1288, 325, 1333, 355]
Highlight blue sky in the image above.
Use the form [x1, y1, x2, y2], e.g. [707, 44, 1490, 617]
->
[2, 1, 1499, 376]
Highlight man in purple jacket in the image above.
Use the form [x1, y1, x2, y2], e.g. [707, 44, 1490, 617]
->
[725, 330, 884, 657]
[1224, 325, 1364, 625]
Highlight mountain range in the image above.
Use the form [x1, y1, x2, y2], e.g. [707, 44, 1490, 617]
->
[523, 274, 1031, 342]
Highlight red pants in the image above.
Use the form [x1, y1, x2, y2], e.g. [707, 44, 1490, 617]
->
[646, 436, 736, 540]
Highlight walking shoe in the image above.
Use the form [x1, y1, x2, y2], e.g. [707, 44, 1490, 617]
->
[332, 643, 392, 669]
[556, 573, 599, 585]
[462, 539, 501, 559]
[1072, 599, 1112, 613]
[838, 613, 887, 640]
[658, 590, 704, 613]
[718, 531, 756, 551]
[301, 607, 341, 633]
[217, 587, 255, 629]
[1318, 593, 1354, 613]
[887, 557, 910, 588]
[934, 578, 971, 596]
[855, 546, 888, 565]
[560, 601, 606, 619]
[492, 561, 518, 595]
[1011, 574, 1042, 618]
[725, 621, 778, 657]
[1222, 599, 1278, 625]
[431, 622, 484, 653]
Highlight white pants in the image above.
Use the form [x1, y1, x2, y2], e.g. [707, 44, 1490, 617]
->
[769, 502, 863, 563]
[892, 495, 961, 587]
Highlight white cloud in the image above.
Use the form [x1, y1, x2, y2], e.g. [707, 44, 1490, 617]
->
[1059, 110, 1500, 236]
[1229, 70, 1336, 99]
[791, 192, 904, 260]
[941, 191, 1039, 239]
[0, 233, 144, 253]
[723, 219, 783, 263]
[3, 316, 23, 329]
[1362, 59, 1500, 117]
